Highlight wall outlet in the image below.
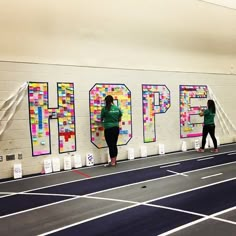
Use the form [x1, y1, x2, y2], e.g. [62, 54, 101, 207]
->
[0, 156, 3, 162]
[6, 154, 15, 161]
[18, 153, 23, 160]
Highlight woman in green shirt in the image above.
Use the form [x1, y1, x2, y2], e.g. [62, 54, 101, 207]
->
[101, 95, 122, 167]
[198, 99, 218, 153]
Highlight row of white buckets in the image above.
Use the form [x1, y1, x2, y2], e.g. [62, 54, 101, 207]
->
[42, 153, 94, 175]
[13, 153, 94, 179]
[14, 137, 219, 179]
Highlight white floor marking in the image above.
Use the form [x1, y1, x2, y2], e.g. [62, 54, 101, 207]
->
[85, 174, 179, 196]
[160, 163, 180, 168]
[0, 192, 16, 195]
[38, 204, 141, 236]
[145, 203, 206, 217]
[212, 205, 236, 217]
[228, 152, 236, 156]
[20, 192, 77, 197]
[144, 176, 236, 202]
[158, 206, 236, 236]
[167, 170, 188, 177]
[0, 193, 19, 199]
[197, 156, 214, 161]
[38, 194, 236, 235]
[0, 197, 80, 219]
[84, 195, 138, 205]
[84, 195, 236, 225]
[86, 161, 236, 196]
[201, 173, 223, 179]
[1, 174, 235, 222]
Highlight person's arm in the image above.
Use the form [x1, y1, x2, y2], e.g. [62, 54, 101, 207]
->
[199, 110, 204, 117]
[95, 108, 104, 123]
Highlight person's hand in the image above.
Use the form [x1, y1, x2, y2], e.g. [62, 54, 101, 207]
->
[199, 110, 204, 117]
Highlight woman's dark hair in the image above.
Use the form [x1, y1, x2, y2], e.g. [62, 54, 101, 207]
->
[207, 99, 216, 113]
[105, 95, 113, 111]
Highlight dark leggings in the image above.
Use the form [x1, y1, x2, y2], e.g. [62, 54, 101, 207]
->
[104, 126, 119, 158]
[201, 124, 217, 149]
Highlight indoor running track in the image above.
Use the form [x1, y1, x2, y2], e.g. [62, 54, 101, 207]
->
[0, 143, 236, 236]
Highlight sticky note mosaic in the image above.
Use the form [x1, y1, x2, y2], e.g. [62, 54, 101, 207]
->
[179, 85, 208, 138]
[28, 82, 76, 156]
[89, 83, 132, 148]
[142, 84, 171, 143]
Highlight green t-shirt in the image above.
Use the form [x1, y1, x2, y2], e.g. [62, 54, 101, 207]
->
[101, 104, 122, 129]
[203, 109, 215, 125]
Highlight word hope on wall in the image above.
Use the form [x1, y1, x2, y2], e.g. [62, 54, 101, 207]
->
[28, 82, 208, 156]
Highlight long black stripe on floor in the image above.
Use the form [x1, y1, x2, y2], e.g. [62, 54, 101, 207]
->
[150, 179, 236, 215]
[0, 195, 73, 217]
[31, 153, 236, 196]
[48, 204, 201, 236]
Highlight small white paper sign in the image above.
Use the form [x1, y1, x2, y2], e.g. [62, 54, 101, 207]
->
[86, 153, 94, 166]
[181, 141, 187, 152]
[44, 159, 52, 174]
[140, 146, 147, 157]
[128, 148, 135, 160]
[194, 139, 200, 150]
[13, 163, 22, 179]
[73, 154, 82, 168]
[64, 156, 72, 170]
[52, 158, 60, 172]
[159, 144, 165, 155]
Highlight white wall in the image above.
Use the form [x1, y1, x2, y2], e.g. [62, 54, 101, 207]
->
[0, 62, 235, 179]
[0, 0, 236, 179]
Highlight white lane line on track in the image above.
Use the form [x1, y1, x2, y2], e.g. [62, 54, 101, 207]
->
[84, 196, 236, 226]
[0, 192, 15, 195]
[2, 160, 235, 201]
[86, 161, 236, 196]
[1, 175, 235, 221]
[228, 152, 236, 156]
[197, 157, 215, 161]
[0, 173, 235, 231]
[160, 163, 180, 168]
[0, 197, 81, 219]
[0, 147, 234, 201]
[201, 173, 223, 179]
[38, 196, 236, 236]
[158, 206, 236, 236]
[38, 203, 141, 236]
[166, 170, 188, 177]
[0, 192, 77, 198]
[144, 176, 236, 202]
